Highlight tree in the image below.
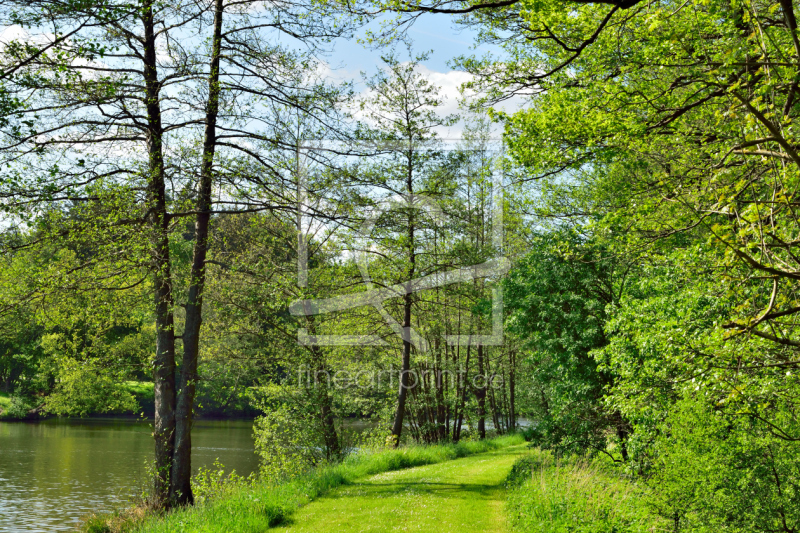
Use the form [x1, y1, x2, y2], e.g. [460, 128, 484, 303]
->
[0, 0, 351, 507]
[505, 228, 632, 458]
[352, 49, 457, 444]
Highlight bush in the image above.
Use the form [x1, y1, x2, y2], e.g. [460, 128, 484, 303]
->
[506, 453, 663, 533]
[192, 459, 250, 505]
[253, 403, 329, 482]
[44, 358, 137, 416]
[0, 395, 33, 419]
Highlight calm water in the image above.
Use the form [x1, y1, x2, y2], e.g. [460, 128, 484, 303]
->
[0, 418, 259, 533]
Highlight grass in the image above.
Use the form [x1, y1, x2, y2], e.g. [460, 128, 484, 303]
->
[89, 434, 525, 533]
[504, 451, 666, 533]
[0, 391, 10, 410]
[123, 381, 154, 398]
[272, 441, 528, 533]
[122, 381, 154, 416]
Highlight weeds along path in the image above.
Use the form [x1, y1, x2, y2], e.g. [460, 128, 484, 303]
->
[274, 444, 528, 533]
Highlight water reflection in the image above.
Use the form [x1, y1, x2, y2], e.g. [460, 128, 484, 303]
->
[0, 418, 258, 533]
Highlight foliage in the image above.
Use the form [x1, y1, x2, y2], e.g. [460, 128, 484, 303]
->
[0, 394, 33, 419]
[191, 460, 250, 506]
[504, 230, 629, 456]
[647, 396, 800, 532]
[44, 358, 138, 417]
[253, 401, 333, 482]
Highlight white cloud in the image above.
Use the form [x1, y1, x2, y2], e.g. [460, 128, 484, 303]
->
[347, 62, 527, 139]
[0, 24, 55, 49]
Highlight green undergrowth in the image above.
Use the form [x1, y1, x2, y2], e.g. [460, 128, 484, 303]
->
[505, 450, 666, 533]
[84, 434, 525, 533]
[0, 391, 10, 410]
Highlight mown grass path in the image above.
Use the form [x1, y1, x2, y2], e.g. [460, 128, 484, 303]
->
[274, 444, 527, 533]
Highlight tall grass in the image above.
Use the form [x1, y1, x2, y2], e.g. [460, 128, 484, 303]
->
[85, 434, 524, 533]
[505, 451, 665, 533]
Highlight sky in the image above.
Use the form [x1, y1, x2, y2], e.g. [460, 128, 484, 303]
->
[317, 13, 522, 139]
[0, 10, 524, 139]
[325, 13, 490, 74]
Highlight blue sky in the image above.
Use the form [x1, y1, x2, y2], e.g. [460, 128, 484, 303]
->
[325, 13, 492, 74]
[317, 13, 520, 138]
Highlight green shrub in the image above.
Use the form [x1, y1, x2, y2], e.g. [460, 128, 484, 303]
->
[1, 395, 33, 419]
[253, 403, 330, 482]
[192, 459, 250, 505]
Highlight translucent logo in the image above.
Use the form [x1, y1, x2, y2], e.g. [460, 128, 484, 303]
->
[289, 140, 507, 348]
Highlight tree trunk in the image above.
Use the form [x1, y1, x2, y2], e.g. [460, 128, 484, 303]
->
[453, 343, 470, 442]
[489, 382, 501, 435]
[318, 378, 340, 460]
[390, 148, 416, 447]
[435, 354, 446, 442]
[475, 345, 486, 439]
[170, 0, 224, 506]
[391, 293, 413, 446]
[309, 336, 340, 461]
[509, 350, 516, 432]
[142, 0, 176, 508]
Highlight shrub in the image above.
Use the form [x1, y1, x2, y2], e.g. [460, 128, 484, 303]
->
[1, 395, 33, 419]
[192, 459, 250, 505]
[253, 403, 329, 482]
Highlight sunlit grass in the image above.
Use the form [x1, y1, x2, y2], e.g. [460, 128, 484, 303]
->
[90, 434, 525, 533]
[273, 440, 528, 533]
[505, 451, 665, 533]
[123, 381, 154, 398]
[0, 391, 10, 410]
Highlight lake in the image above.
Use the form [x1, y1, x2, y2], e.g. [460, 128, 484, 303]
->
[0, 418, 259, 533]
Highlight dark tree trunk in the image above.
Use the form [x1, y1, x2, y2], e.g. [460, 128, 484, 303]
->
[453, 344, 471, 442]
[617, 426, 630, 461]
[390, 149, 416, 447]
[444, 349, 451, 439]
[476, 392, 486, 439]
[169, 0, 224, 506]
[143, 0, 176, 509]
[318, 381, 340, 460]
[475, 345, 486, 439]
[489, 383, 501, 435]
[500, 366, 510, 433]
[309, 339, 340, 460]
[509, 350, 516, 432]
[435, 355, 446, 442]
[391, 298, 412, 446]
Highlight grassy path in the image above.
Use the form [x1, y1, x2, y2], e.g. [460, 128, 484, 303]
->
[274, 444, 527, 533]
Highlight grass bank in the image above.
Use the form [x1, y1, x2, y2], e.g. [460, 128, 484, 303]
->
[85, 434, 525, 533]
[504, 451, 666, 533]
[0, 391, 10, 410]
